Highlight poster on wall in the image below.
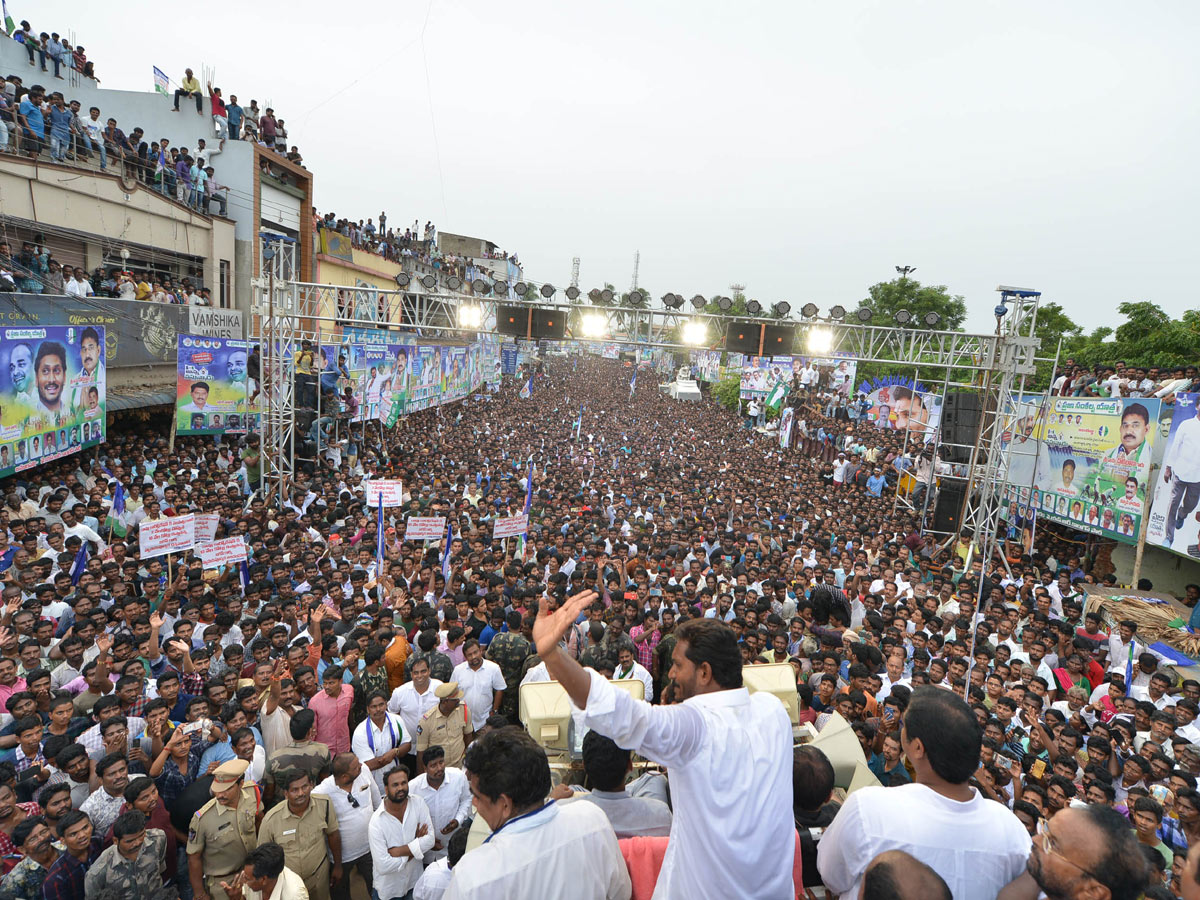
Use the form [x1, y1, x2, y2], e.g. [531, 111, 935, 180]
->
[0, 325, 106, 475]
[1002, 395, 1161, 543]
[1146, 392, 1200, 558]
[998, 483, 1038, 556]
[177, 337, 251, 435]
[855, 376, 942, 442]
[740, 356, 793, 400]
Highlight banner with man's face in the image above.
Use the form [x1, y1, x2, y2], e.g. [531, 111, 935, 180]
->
[0, 325, 106, 474]
[1145, 392, 1199, 558]
[176, 336, 251, 435]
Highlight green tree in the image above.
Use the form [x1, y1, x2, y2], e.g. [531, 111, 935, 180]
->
[712, 373, 742, 411]
[1062, 301, 1199, 370]
[1031, 301, 1082, 385]
[858, 277, 967, 331]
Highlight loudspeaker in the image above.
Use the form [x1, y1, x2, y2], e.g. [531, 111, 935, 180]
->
[932, 482, 967, 532]
[725, 321, 762, 354]
[497, 305, 528, 337]
[943, 392, 982, 446]
[530, 308, 565, 340]
[809, 712, 867, 789]
[762, 323, 796, 353]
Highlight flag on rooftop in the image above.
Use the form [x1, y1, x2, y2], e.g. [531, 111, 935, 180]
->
[153, 66, 169, 96]
[3, 1, 15, 37]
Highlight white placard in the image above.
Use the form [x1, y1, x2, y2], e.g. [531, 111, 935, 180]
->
[405, 516, 447, 540]
[194, 514, 220, 544]
[139, 514, 196, 559]
[364, 480, 404, 507]
[492, 513, 529, 540]
[198, 536, 249, 569]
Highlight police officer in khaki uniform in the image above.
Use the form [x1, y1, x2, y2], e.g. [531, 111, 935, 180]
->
[187, 758, 262, 900]
[416, 681, 474, 771]
[258, 767, 341, 900]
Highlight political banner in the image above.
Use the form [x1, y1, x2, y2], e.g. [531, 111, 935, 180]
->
[176, 336, 251, 435]
[779, 406, 794, 450]
[998, 484, 1038, 556]
[493, 513, 529, 540]
[856, 376, 942, 443]
[793, 354, 858, 399]
[0, 325, 106, 477]
[601, 343, 620, 360]
[193, 514, 221, 544]
[405, 516, 448, 540]
[139, 514, 196, 559]
[378, 345, 414, 427]
[198, 536, 248, 569]
[740, 356, 791, 400]
[1001, 395, 1161, 543]
[500, 344, 519, 375]
[364, 480, 404, 507]
[1146, 392, 1200, 558]
[694, 350, 721, 383]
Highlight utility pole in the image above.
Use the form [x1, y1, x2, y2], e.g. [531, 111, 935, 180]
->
[630, 250, 640, 292]
[570, 257, 580, 289]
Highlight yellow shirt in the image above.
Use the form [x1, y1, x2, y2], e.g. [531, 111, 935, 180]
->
[181, 76, 201, 93]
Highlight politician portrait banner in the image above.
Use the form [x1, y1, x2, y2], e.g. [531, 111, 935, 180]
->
[176, 336, 251, 435]
[857, 376, 942, 443]
[0, 325, 106, 475]
[1146, 393, 1200, 559]
[1002, 395, 1161, 543]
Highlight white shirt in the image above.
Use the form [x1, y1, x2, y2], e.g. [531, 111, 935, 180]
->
[351, 712, 410, 795]
[389, 679, 443, 740]
[370, 796, 436, 900]
[817, 783, 1030, 900]
[444, 800, 629, 900]
[1107, 634, 1141, 674]
[410, 767, 473, 862]
[451, 660, 506, 731]
[612, 660, 654, 702]
[243, 865, 309, 900]
[312, 768, 380, 863]
[414, 857, 453, 900]
[1165, 416, 1200, 484]
[577, 669, 794, 899]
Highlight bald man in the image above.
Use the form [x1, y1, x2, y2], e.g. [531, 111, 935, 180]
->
[860, 850, 950, 900]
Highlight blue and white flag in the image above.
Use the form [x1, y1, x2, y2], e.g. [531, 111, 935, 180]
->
[239, 559, 251, 590]
[524, 459, 534, 515]
[629, 371, 637, 398]
[376, 502, 386, 571]
[574, 405, 583, 440]
[519, 377, 533, 399]
[70, 545, 88, 586]
[441, 519, 455, 581]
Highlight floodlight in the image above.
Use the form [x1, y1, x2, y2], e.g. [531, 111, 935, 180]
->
[828, 305, 845, 320]
[690, 294, 707, 310]
[471, 278, 488, 294]
[923, 311, 942, 327]
[746, 300, 762, 315]
[540, 283, 555, 298]
[600, 288, 614, 304]
[801, 303, 819, 318]
[394, 272, 411, 288]
[774, 301, 791, 317]
[582, 314, 606, 338]
[493, 281, 509, 297]
[856, 307, 873, 322]
[717, 296, 733, 311]
[682, 320, 708, 346]
[565, 286, 580, 301]
[894, 309, 913, 326]
[807, 328, 834, 354]
[662, 293, 683, 309]
[446, 276, 463, 292]
[514, 282, 530, 297]
[627, 290, 644, 306]
[420, 274, 437, 289]
[459, 305, 482, 328]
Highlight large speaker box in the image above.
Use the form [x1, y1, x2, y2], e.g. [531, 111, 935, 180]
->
[943, 392, 983, 446]
[932, 482, 967, 532]
[497, 305, 528, 337]
[762, 323, 796, 353]
[725, 321, 762, 354]
[531, 308, 565, 340]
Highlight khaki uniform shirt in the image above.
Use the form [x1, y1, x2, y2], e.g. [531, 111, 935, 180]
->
[266, 739, 332, 792]
[258, 794, 338, 881]
[186, 786, 261, 879]
[415, 703, 472, 768]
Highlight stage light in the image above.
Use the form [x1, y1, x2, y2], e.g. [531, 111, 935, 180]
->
[807, 327, 834, 354]
[923, 311, 942, 327]
[582, 313, 607, 338]
[691, 294, 707, 310]
[894, 309, 913, 326]
[588, 288, 601, 302]
[420, 274, 437, 289]
[394, 272, 411, 288]
[774, 301, 791, 317]
[717, 296, 733, 311]
[682, 320, 708, 346]
[856, 307, 874, 322]
[746, 300, 762, 315]
[662, 293, 683, 309]
[828, 305, 845, 320]
[628, 290, 644, 307]
[565, 286, 580, 301]
[540, 283, 555, 298]
[514, 282, 530, 297]
[600, 288, 614, 304]
[471, 278, 488, 294]
[446, 276, 463, 291]
[459, 305, 482, 328]
[494, 281, 509, 297]
[801, 302, 819, 318]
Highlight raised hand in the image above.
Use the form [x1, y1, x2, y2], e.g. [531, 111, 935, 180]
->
[532, 590, 597, 658]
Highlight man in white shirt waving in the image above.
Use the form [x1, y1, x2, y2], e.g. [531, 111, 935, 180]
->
[817, 687, 1030, 900]
[531, 589, 795, 899]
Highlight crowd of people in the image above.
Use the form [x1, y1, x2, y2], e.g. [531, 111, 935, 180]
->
[1054, 360, 1200, 405]
[0, 353, 1193, 899]
[0, 237, 212, 303]
[7, 23, 98, 83]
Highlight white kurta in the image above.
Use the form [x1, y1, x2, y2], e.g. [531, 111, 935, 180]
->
[451, 660, 506, 731]
[369, 796, 436, 900]
[817, 783, 1030, 900]
[409, 767, 473, 863]
[389, 679, 443, 740]
[578, 669, 794, 899]
[443, 801, 629, 900]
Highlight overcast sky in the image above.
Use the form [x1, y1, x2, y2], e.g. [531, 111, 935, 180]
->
[26, 0, 1200, 331]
